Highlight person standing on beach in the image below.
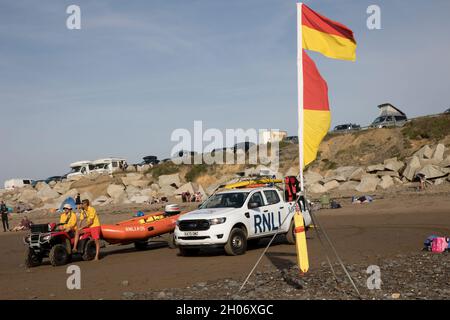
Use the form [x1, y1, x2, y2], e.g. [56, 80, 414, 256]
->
[75, 193, 81, 212]
[1, 201, 10, 232]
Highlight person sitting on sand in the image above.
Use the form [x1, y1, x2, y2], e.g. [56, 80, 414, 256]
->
[352, 195, 373, 204]
[415, 173, 427, 191]
[72, 199, 101, 260]
[11, 215, 33, 232]
[58, 204, 77, 235]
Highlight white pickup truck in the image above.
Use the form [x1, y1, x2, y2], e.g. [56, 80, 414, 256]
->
[174, 187, 312, 256]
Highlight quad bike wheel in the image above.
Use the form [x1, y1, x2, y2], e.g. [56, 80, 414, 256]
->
[49, 244, 69, 266]
[25, 248, 43, 268]
[82, 239, 97, 261]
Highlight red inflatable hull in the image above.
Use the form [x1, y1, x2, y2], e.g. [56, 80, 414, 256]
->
[100, 211, 185, 244]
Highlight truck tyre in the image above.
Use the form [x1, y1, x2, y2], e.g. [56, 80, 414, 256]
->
[82, 239, 97, 261]
[167, 233, 177, 249]
[134, 240, 148, 251]
[178, 247, 200, 256]
[286, 219, 296, 244]
[224, 228, 247, 256]
[25, 248, 42, 268]
[49, 244, 69, 266]
[286, 218, 309, 245]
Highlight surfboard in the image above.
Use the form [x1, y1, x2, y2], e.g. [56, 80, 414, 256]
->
[224, 178, 283, 189]
[294, 209, 309, 273]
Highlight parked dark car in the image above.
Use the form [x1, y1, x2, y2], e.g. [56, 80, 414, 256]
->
[444, 108, 450, 114]
[31, 176, 63, 187]
[141, 155, 159, 165]
[333, 123, 361, 132]
[283, 136, 299, 144]
[45, 176, 64, 184]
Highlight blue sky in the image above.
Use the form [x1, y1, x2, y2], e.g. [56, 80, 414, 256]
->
[1, 0, 450, 184]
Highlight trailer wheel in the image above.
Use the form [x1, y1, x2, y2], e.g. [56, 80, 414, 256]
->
[134, 240, 148, 251]
[82, 239, 97, 261]
[25, 248, 42, 268]
[167, 233, 177, 249]
[49, 244, 69, 266]
[178, 247, 200, 256]
[224, 228, 247, 256]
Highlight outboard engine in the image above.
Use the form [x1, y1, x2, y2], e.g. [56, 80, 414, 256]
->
[164, 204, 181, 216]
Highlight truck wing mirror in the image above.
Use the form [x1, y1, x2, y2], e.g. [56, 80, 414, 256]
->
[248, 202, 259, 209]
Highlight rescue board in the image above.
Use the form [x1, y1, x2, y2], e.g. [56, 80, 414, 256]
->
[294, 210, 309, 273]
[224, 178, 282, 189]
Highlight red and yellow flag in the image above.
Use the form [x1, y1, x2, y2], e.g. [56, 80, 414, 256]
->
[302, 50, 330, 166]
[301, 3, 357, 61]
[298, 3, 356, 167]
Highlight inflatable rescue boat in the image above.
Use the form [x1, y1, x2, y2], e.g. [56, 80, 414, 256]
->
[101, 204, 186, 244]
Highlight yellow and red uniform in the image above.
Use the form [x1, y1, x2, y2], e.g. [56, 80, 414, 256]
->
[79, 206, 101, 239]
[59, 211, 77, 231]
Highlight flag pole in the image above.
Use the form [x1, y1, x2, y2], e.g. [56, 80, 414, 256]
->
[297, 2, 305, 191]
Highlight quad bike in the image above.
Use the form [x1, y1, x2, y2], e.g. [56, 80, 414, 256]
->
[23, 223, 97, 267]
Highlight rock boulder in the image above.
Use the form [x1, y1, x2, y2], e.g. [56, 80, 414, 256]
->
[403, 156, 421, 181]
[356, 176, 380, 193]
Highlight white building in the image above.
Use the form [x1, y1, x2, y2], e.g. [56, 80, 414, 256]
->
[259, 130, 288, 144]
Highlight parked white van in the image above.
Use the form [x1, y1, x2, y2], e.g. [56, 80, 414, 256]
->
[90, 158, 127, 175]
[66, 160, 94, 179]
[4, 178, 34, 190]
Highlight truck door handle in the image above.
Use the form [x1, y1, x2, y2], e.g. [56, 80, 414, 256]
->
[279, 207, 284, 209]
[244, 212, 250, 218]
[263, 210, 269, 213]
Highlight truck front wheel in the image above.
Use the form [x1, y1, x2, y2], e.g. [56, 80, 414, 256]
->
[224, 228, 247, 256]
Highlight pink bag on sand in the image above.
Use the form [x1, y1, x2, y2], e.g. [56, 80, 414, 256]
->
[431, 237, 448, 253]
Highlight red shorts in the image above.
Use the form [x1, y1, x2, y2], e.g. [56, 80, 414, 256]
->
[83, 226, 101, 240]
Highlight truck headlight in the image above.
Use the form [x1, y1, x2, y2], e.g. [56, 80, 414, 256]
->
[41, 234, 51, 242]
[209, 217, 226, 225]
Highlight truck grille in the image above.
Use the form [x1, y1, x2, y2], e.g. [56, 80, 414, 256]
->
[178, 220, 210, 231]
[178, 236, 210, 240]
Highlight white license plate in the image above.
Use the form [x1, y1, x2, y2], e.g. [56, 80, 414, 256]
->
[184, 231, 199, 236]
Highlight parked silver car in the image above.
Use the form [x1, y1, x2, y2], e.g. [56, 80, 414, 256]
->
[370, 115, 408, 128]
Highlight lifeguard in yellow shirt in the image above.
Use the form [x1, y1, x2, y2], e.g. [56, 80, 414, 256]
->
[59, 203, 77, 234]
[72, 199, 101, 260]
